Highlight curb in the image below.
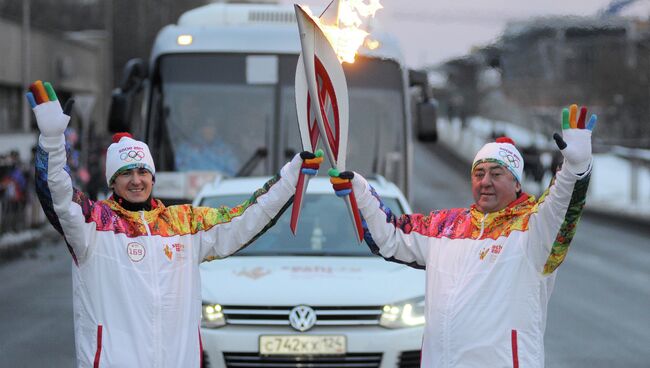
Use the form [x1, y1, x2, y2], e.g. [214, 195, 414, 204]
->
[0, 225, 60, 262]
[583, 204, 650, 233]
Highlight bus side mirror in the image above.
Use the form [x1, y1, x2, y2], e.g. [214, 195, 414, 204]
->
[416, 99, 438, 142]
[409, 70, 429, 96]
[409, 69, 438, 142]
[108, 89, 131, 133]
[108, 58, 148, 133]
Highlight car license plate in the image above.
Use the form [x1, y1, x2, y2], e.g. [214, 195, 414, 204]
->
[259, 335, 346, 355]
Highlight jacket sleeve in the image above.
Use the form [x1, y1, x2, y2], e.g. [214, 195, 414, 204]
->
[353, 174, 430, 269]
[196, 158, 300, 261]
[35, 134, 95, 265]
[525, 159, 591, 275]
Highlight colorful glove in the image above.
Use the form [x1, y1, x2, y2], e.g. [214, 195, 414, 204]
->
[300, 149, 324, 176]
[328, 168, 355, 197]
[552, 104, 596, 175]
[25, 80, 74, 138]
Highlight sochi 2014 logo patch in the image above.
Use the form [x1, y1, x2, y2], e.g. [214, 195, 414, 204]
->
[479, 244, 502, 263]
[479, 247, 490, 260]
[127, 242, 146, 262]
[163, 243, 186, 262]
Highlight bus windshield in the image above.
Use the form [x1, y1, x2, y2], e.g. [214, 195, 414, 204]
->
[155, 54, 406, 184]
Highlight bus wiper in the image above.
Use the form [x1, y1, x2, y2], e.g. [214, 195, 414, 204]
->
[236, 147, 268, 176]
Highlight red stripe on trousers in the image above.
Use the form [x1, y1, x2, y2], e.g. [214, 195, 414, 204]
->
[94, 325, 103, 368]
[199, 327, 204, 367]
[511, 329, 519, 368]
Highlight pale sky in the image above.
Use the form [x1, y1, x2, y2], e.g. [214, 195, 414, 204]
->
[282, 0, 649, 67]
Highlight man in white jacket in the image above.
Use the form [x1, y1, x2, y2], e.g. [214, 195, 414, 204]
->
[27, 80, 322, 367]
[329, 104, 596, 368]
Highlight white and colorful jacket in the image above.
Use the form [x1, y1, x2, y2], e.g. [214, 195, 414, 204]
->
[35, 135, 300, 368]
[354, 163, 590, 368]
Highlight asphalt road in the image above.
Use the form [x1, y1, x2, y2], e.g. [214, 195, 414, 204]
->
[0, 240, 75, 367]
[1, 141, 648, 367]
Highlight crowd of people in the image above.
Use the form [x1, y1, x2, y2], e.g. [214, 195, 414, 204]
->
[0, 128, 107, 235]
[0, 149, 32, 233]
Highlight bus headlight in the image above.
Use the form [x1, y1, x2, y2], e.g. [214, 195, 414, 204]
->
[201, 303, 226, 328]
[379, 296, 426, 328]
[177, 34, 193, 46]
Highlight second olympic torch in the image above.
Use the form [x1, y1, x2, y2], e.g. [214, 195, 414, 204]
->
[290, 2, 365, 242]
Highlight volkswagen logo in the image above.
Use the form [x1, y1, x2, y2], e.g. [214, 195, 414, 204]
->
[288, 305, 317, 332]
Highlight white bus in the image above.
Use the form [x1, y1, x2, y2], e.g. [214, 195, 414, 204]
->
[108, 2, 436, 202]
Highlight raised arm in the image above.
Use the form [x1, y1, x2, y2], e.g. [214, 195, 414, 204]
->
[196, 151, 323, 261]
[526, 104, 596, 274]
[28, 81, 94, 265]
[329, 170, 430, 269]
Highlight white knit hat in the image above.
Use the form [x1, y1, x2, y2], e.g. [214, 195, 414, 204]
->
[105, 133, 156, 186]
[472, 137, 524, 183]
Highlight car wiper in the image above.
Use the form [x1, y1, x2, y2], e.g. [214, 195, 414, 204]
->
[236, 252, 315, 257]
[236, 252, 371, 257]
[236, 147, 267, 176]
[315, 252, 373, 257]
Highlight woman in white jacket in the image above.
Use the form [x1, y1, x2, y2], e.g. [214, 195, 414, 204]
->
[329, 105, 596, 368]
[27, 80, 322, 368]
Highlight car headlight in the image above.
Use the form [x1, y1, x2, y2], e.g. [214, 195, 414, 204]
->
[201, 303, 226, 328]
[379, 296, 426, 328]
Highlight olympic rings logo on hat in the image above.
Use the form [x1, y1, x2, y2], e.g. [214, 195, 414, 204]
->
[120, 150, 146, 162]
[499, 149, 521, 168]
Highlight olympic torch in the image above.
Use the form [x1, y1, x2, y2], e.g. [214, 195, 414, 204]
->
[290, 2, 366, 242]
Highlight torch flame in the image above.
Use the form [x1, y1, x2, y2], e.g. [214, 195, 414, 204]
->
[303, 0, 383, 63]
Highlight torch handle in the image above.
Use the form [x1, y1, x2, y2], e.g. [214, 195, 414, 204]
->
[290, 172, 310, 235]
[345, 190, 365, 243]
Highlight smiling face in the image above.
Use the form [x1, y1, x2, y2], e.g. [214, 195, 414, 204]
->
[471, 162, 521, 213]
[111, 168, 153, 203]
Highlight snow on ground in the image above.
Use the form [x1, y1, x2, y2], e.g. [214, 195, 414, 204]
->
[0, 227, 52, 252]
[437, 117, 650, 221]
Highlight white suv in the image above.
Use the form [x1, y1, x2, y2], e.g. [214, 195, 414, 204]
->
[194, 176, 424, 368]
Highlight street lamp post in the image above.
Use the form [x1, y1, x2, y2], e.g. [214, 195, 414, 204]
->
[21, 0, 31, 132]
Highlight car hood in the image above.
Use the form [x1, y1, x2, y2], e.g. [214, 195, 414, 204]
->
[200, 256, 424, 306]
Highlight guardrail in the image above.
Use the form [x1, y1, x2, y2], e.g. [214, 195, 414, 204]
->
[608, 146, 650, 204]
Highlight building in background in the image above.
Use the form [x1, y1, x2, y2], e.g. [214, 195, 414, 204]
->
[498, 16, 650, 148]
[0, 0, 208, 231]
[430, 12, 650, 150]
[0, 0, 217, 160]
[0, 17, 107, 160]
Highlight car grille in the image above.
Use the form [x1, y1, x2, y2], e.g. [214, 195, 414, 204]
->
[398, 350, 421, 368]
[222, 305, 383, 326]
[223, 352, 382, 368]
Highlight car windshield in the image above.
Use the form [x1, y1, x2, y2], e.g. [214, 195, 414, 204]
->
[200, 193, 404, 256]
